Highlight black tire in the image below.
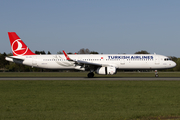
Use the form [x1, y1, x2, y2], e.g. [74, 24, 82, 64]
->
[88, 72, 94, 78]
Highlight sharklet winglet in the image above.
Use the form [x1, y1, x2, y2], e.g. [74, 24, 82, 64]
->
[63, 50, 71, 61]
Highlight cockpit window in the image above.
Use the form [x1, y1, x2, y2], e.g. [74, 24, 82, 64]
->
[164, 58, 172, 61]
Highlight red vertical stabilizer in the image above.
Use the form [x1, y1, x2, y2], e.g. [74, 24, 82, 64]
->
[8, 32, 36, 56]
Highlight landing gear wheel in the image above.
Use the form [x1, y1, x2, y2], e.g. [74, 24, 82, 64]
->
[87, 72, 94, 78]
[155, 74, 159, 77]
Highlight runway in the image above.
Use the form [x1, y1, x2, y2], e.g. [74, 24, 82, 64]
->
[0, 77, 180, 80]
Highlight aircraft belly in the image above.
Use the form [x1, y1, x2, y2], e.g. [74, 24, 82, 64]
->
[119, 61, 153, 69]
[37, 61, 74, 69]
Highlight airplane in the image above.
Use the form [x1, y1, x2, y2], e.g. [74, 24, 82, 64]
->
[5, 32, 176, 78]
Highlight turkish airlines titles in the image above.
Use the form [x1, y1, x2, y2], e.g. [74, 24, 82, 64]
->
[108, 55, 154, 60]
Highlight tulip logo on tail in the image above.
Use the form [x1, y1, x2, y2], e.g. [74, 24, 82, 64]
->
[11, 39, 28, 56]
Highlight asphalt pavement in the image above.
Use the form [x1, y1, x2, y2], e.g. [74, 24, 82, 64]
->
[0, 77, 180, 80]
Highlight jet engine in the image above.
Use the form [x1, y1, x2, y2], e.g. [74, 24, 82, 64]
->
[95, 66, 116, 75]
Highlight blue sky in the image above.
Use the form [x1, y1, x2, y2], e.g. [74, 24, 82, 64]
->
[1, 0, 180, 57]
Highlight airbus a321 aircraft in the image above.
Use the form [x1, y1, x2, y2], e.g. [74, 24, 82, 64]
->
[5, 32, 176, 78]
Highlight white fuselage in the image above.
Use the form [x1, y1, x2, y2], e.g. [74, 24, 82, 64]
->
[6, 32, 177, 77]
[6, 54, 176, 70]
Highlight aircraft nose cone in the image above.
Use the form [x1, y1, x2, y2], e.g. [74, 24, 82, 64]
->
[173, 61, 176, 67]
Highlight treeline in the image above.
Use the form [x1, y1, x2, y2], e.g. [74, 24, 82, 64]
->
[0, 50, 180, 72]
[0, 52, 49, 72]
[0, 48, 99, 72]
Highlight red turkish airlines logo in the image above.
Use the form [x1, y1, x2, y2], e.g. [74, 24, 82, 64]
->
[11, 39, 28, 56]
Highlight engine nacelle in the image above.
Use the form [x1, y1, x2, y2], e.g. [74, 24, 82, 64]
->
[95, 67, 116, 75]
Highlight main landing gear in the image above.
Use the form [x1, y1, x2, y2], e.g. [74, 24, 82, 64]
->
[155, 70, 159, 77]
[87, 72, 94, 78]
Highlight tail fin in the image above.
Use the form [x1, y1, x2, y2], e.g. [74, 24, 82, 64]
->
[8, 32, 36, 56]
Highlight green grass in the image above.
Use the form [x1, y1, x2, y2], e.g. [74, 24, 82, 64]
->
[1, 80, 180, 120]
[0, 72, 180, 77]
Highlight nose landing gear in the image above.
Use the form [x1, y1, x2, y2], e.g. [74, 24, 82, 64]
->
[155, 70, 159, 77]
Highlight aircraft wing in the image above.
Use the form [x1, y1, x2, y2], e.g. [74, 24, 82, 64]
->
[63, 50, 107, 67]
